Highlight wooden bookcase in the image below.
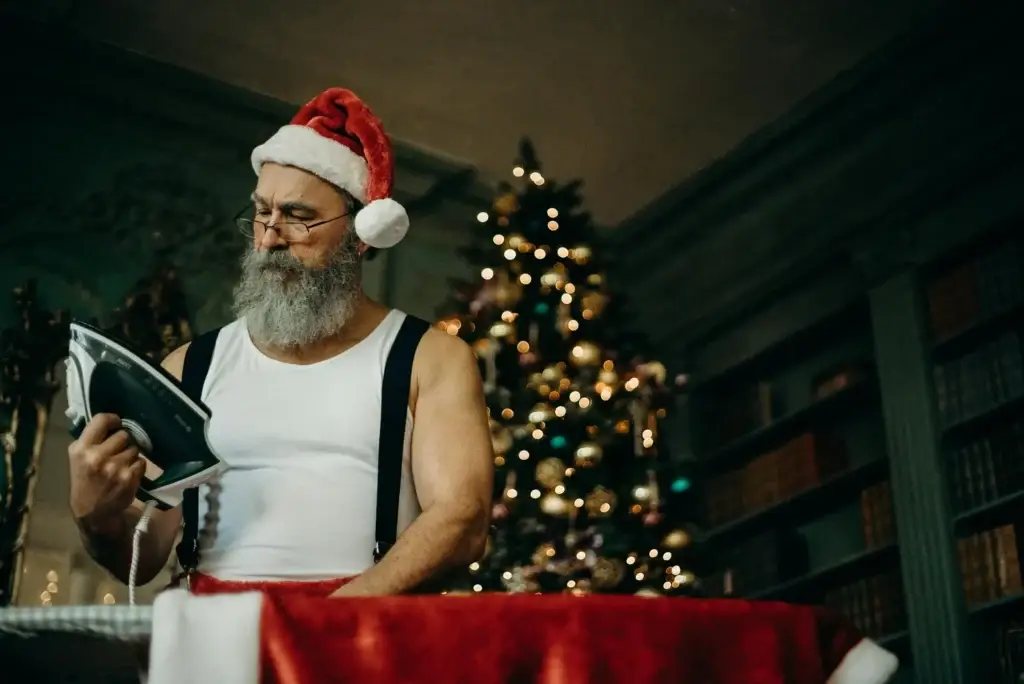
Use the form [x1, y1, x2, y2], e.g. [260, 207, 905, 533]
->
[690, 298, 912, 659]
[922, 228, 1024, 682]
[687, 225, 1024, 683]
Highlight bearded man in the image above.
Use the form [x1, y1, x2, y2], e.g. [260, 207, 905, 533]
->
[67, 88, 494, 598]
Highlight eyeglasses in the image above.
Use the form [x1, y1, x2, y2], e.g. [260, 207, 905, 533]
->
[236, 213, 350, 243]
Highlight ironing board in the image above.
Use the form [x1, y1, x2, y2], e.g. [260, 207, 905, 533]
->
[0, 605, 151, 683]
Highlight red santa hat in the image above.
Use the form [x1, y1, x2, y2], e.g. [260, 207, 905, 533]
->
[250, 87, 408, 249]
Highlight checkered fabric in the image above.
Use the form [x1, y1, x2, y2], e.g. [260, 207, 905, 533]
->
[0, 605, 152, 642]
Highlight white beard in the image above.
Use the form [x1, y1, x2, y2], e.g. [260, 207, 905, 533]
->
[231, 233, 362, 349]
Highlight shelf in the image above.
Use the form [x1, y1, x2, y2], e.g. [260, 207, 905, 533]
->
[703, 459, 889, 544]
[691, 299, 870, 393]
[700, 380, 878, 475]
[932, 301, 1023, 363]
[969, 592, 1024, 619]
[877, 630, 910, 652]
[954, 490, 1024, 535]
[748, 543, 899, 601]
[942, 392, 1024, 445]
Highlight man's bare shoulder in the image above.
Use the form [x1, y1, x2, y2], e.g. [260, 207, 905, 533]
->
[161, 342, 191, 381]
[413, 327, 479, 386]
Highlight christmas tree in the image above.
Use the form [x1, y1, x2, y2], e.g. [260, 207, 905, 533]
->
[439, 140, 697, 596]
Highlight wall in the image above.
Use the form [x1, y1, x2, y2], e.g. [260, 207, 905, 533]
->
[0, 14, 489, 605]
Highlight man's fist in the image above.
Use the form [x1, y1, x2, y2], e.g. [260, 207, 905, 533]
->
[68, 413, 147, 528]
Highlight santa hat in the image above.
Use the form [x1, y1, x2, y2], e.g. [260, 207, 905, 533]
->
[250, 87, 408, 249]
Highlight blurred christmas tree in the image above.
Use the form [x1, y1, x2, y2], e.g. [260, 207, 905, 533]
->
[103, 263, 194, 361]
[438, 140, 698, 596]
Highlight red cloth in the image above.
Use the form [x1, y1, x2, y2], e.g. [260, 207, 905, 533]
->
[183, 576, 891, 684]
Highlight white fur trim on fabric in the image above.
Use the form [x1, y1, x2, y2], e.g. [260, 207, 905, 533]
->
[827, 638, 899, 684]
[149, 589, 264, 684]
[355, 197, 410, 248]
[251, 124, 370, 203]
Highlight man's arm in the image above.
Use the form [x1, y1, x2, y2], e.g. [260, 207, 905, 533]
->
[76, 344, 189, 586]
[332, 331, 493, 596]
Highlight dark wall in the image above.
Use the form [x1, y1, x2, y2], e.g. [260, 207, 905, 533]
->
[0, 15, 483, 332]
[610, 1, 1024, 371]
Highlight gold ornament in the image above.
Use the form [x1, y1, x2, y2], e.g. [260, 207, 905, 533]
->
[532, 542, 557, 566]
[535, 458, 566, 489]
[572, 245, 592, 264]
[528, 403, 555, 424]
[490, 420, 513, 456]
[630, 482, 655, 515]
[591, 557, 626, 590]
[540, 264, 568, 290]
[489, 321, 515, 339]
[492, 270, 522, 308]
[640, 361, 668, 384]
[541, 363, 565, 384]
[570, 341, 601, 367]
[581, 290, 609, 316]
[573, 441, 603, 468]
[584, 486, 617, 517]
[539, 492, 570, 517]
[493, 191, 519, 216]
[662, 529, 691, 550]
[597, 367, 618, 387]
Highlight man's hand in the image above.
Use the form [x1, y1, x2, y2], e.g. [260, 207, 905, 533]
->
[332, 330, 493, 597]
[69, 413, 147, 532]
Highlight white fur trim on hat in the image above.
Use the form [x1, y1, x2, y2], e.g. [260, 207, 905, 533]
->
[827, 638, 899, 684]
[251, 124, 369, 203]
[355, 198, 409, 248]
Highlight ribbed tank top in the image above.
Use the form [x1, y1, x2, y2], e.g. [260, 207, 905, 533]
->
[194, 309, 420, 581]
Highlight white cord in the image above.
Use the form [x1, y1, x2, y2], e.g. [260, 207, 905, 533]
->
[129, 501, 157, 606]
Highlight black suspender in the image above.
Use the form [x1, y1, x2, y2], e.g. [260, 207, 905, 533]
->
[175, 326, 221, 575]
[374, 315, 430, 562]
[173, 314, 430, 576]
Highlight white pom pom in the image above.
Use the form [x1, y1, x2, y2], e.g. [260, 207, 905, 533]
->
[354, 198, 409, 248]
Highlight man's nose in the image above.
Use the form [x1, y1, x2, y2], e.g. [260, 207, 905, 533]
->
[257, 217, 287, 250]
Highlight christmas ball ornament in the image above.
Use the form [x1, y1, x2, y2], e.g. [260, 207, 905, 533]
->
[490, 420, 513, 455]
[493, 191, 519, 216]
[541, 363, 566, 384]
[535, 457, 566, 488]
[584, 486, 617, 517]
[581, 290, 609, 316]
[572, 245, 592, 264]
[630, 483, 655, 514]
[540, 265, 568, 289]
[532, 542, 557, 567]
[539, 492, 570, 517]
[573, 441, 603, 468]
[662, 529, 692, 550]
[528, 403, 555, 424]
[488, 321, 515, 339]
[591, 557, 626, 589]
[570, 341, 601, 366]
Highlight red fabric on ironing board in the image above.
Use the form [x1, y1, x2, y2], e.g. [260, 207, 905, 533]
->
[257, 594, 856, 684]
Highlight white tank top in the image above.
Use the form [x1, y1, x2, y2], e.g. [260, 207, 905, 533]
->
[194, 309, 421, 581]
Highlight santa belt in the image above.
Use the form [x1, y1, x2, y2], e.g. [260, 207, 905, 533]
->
[186, 572, 356, 597]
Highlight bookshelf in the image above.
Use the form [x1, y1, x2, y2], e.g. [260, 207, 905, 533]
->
[924, 229, 1024, 683]
[691, 298, 912, 660]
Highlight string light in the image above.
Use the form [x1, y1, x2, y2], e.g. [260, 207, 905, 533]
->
[477, 212, 489, 223]
[492, 234, 504, 245]
[529, 171, 545, 185]
[513, 166, 525, 177]
[503, 249, 516, 260]
[481, 268, 494, 280]
[547, 208, 559, 218]
[547, 220, 559, 231]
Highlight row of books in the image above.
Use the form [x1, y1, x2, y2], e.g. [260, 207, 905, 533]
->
[949, 420, 1024, 515]
[824, 567, 907, 641]
[926, 237, 1022, 341]
[933, 330, 1023, 428]
[702, 433, 849, 527]
[703, 529, 810, 598]
[860, 480, 897, 548]
[957, 523, 1022, 609]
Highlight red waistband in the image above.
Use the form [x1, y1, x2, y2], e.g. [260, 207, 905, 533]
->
[188, 572, 356, 597]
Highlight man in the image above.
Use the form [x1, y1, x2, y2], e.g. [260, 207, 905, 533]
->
[67, 87, 494, 597]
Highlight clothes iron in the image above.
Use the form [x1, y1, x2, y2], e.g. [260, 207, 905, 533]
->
[65, 320, 227, 510]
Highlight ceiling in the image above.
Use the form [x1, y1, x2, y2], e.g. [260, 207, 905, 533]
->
[69, 0, 942, 224]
